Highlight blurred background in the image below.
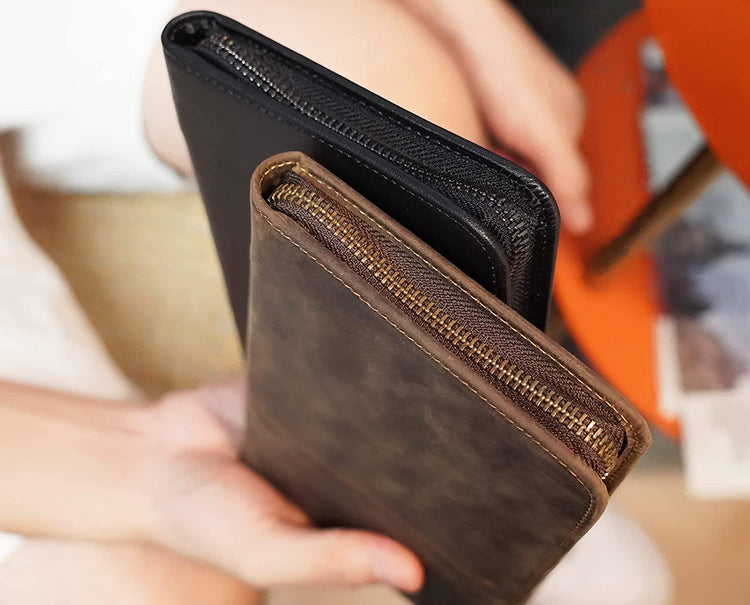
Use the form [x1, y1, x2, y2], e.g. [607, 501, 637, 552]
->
[1, 0, 749, 603]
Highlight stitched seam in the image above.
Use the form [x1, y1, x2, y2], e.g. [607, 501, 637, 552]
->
[165, 52, 498, 290]
[286, 163, 634, 451]
[253, 200, 596, 538]
[260, 160, 297, 181]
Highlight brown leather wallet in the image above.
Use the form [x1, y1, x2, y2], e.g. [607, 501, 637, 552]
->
[244, 152, 650, 604]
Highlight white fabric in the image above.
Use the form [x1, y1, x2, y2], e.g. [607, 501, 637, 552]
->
[1, 0, 183, 193]
[530, 507, 674, 605]
[0, 162, 142, 565]
[0, 533, 24, 567]
[0, 0, 178, 566]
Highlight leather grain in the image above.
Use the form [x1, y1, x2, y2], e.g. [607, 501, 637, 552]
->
[244, 154, 627, 604]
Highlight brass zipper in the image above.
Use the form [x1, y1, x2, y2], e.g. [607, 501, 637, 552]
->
[269, 177, 621, 478]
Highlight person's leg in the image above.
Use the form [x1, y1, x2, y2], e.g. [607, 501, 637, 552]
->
[143, 0, 488, 176]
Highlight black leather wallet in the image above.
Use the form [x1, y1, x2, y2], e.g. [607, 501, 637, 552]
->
[163, 10, 560, 337]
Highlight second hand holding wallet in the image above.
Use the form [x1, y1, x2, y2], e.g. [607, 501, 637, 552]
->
[163, 12, 650, 604]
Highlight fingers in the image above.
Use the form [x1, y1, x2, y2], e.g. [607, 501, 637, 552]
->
[210, 469, 423, 591]
[156, 382, 423, 594]
[486, 101, 593, 233]
[155, 456, 423, 593]
[242, 524, 424, 593]
[500, 115, 593, 235]
[535, 141, 593, 234]
[450, 0, 593, 233]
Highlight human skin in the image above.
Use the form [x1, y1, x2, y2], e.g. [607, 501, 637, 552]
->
[0, 380, 423, 602]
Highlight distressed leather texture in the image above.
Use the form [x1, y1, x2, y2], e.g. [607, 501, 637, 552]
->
[162, 11, 561, 338]
[245, 154, 650, 604]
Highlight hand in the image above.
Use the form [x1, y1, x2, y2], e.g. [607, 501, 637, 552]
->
[404, 0, 593, 233]
[0, 379, 423, 594]
[140, 379, 424, 592]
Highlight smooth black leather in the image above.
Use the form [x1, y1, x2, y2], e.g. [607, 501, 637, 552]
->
[162, 11, 560, 338]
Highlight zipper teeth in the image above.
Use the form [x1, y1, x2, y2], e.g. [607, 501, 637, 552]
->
[205, 35, 295, 103]
[202, 33, 538, 316]
[270, 182, 620, 477]
[204, 36, 416, 167]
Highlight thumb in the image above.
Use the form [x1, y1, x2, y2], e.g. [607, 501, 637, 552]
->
[244, 522, 424, 593]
